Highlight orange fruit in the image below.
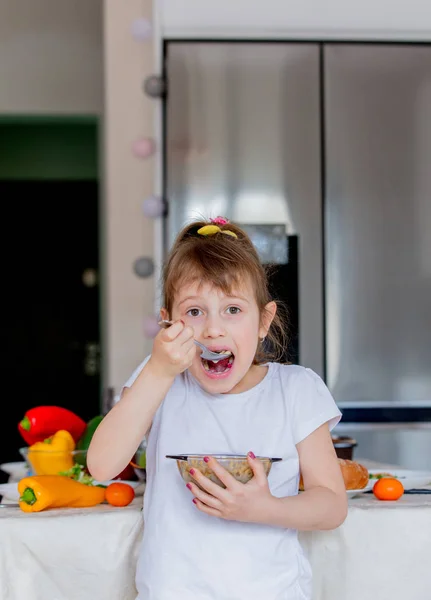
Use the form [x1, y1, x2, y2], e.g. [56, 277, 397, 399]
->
[105, 482, 135, 507]
[373, 477, 404, 501]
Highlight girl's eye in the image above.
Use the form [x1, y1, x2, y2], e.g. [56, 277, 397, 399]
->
[226, 306, 241, 315]
[186, 308, 202, 318]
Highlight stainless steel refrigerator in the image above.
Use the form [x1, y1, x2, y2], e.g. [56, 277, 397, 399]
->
[163, 42, 431, 469]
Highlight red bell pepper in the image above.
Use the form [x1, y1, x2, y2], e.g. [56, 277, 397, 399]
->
[18, 406, 87, 446]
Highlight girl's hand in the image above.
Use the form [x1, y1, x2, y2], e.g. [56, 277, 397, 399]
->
[186, 452, 274, 523]
[148, 320, 196, 379]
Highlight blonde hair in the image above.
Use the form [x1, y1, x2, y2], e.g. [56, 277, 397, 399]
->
[161, 219, 289, 364]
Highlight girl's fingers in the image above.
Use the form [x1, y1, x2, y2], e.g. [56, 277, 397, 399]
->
[185, 343, 198, 362]
[189, 467, 230, 499]
[192, 498, 221, 518]
[176, 325, 195, 346]
[160, 320, 184, 341]
[199, 457, 239, 490]
[159, 322, 194, 349]
[187, 482, 222, 510]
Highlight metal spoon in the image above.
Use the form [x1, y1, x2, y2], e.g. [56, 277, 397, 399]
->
[158, 320, 232, 362]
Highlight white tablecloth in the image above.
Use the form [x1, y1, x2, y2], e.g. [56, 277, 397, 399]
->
[300, 492, 431, 600]
[0, 500, 143, 600]
[1, 460, 431, 600]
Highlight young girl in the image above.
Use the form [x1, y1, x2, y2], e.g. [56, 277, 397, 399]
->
[87, 217, 347, 600]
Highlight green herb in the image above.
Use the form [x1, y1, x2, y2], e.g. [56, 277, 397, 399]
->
[59, 463, 95, 485]
[369, 473, 399, 480]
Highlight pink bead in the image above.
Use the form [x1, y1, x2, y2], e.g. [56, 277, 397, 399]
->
[143, 315, 161, 339]
[132, 137, 156, 159]
[142, 195, 165, 218]
[131, 18, 152, 41]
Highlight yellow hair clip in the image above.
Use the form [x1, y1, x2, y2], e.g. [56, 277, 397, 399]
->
[197, 224, 238, 238]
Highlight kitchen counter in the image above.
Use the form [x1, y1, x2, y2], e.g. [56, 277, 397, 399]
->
[1, 461, 431, 600]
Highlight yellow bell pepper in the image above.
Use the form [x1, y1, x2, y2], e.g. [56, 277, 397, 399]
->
[27, 429, 75, 476]
[18, 475, 106, 513]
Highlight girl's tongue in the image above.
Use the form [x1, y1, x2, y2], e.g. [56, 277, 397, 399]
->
[202, 355, 234, 374]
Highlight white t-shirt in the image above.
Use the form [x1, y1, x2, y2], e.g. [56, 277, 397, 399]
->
[124, 359, 342, 600]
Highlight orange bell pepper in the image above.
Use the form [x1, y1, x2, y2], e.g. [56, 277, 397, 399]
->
[27, 429, 75, 475]
[18, 475, 106, 513]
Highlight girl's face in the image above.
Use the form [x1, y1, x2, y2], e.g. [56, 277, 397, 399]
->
[161, 279, 276, 394]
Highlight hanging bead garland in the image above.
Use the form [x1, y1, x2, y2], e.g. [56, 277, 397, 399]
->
[142, 195, 165, 218]
[130, 12, 167, 339]
[132, 136, 156, 159]
[143, 315, 161, 339]
[133, 256, 155, 278]
[131, 18, 153, 41]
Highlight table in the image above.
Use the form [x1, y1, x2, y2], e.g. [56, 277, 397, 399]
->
[1, 460, 431, 600]
[0, 499, 143, 600]
[301, 492, 431, 600]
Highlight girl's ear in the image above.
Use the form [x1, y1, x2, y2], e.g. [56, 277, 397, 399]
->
[160, 307, 169, 322]
[259, 301, 277, 338]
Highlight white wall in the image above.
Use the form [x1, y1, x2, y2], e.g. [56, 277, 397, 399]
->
[159, 0, 431, 40]
[0, 0, 103, 114]
[103, 0, 158, 390]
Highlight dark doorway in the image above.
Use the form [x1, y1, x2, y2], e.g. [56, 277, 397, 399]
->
[1, 180, 101, 466]
[267, 235, 299, 365]
[0, 120, 101, 474]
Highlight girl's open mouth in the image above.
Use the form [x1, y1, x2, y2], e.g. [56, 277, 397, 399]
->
[201, 353, 234, 378]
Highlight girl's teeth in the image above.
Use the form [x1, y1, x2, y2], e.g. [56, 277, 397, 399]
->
[202, 354, 234, 373]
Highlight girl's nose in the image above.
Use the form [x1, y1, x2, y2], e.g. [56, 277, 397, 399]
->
[203, 317, 225, 338]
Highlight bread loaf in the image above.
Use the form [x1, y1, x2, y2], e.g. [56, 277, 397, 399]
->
[338, 459, 369, 490]
[299, 459, 369, 491]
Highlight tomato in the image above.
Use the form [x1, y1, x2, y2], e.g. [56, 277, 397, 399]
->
[105, 482, 135, 507]
[373, 477, 404, 501]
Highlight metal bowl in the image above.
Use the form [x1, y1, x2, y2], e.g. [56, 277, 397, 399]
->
[166, 454, 282, 489]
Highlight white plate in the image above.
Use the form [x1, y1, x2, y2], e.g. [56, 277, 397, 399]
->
[346, 480, 375, 497]
[368, 469, 431, 491]
[0, 483, 20, 502]
[0, 479, 143, 503]
[0, 462, 28, 478]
